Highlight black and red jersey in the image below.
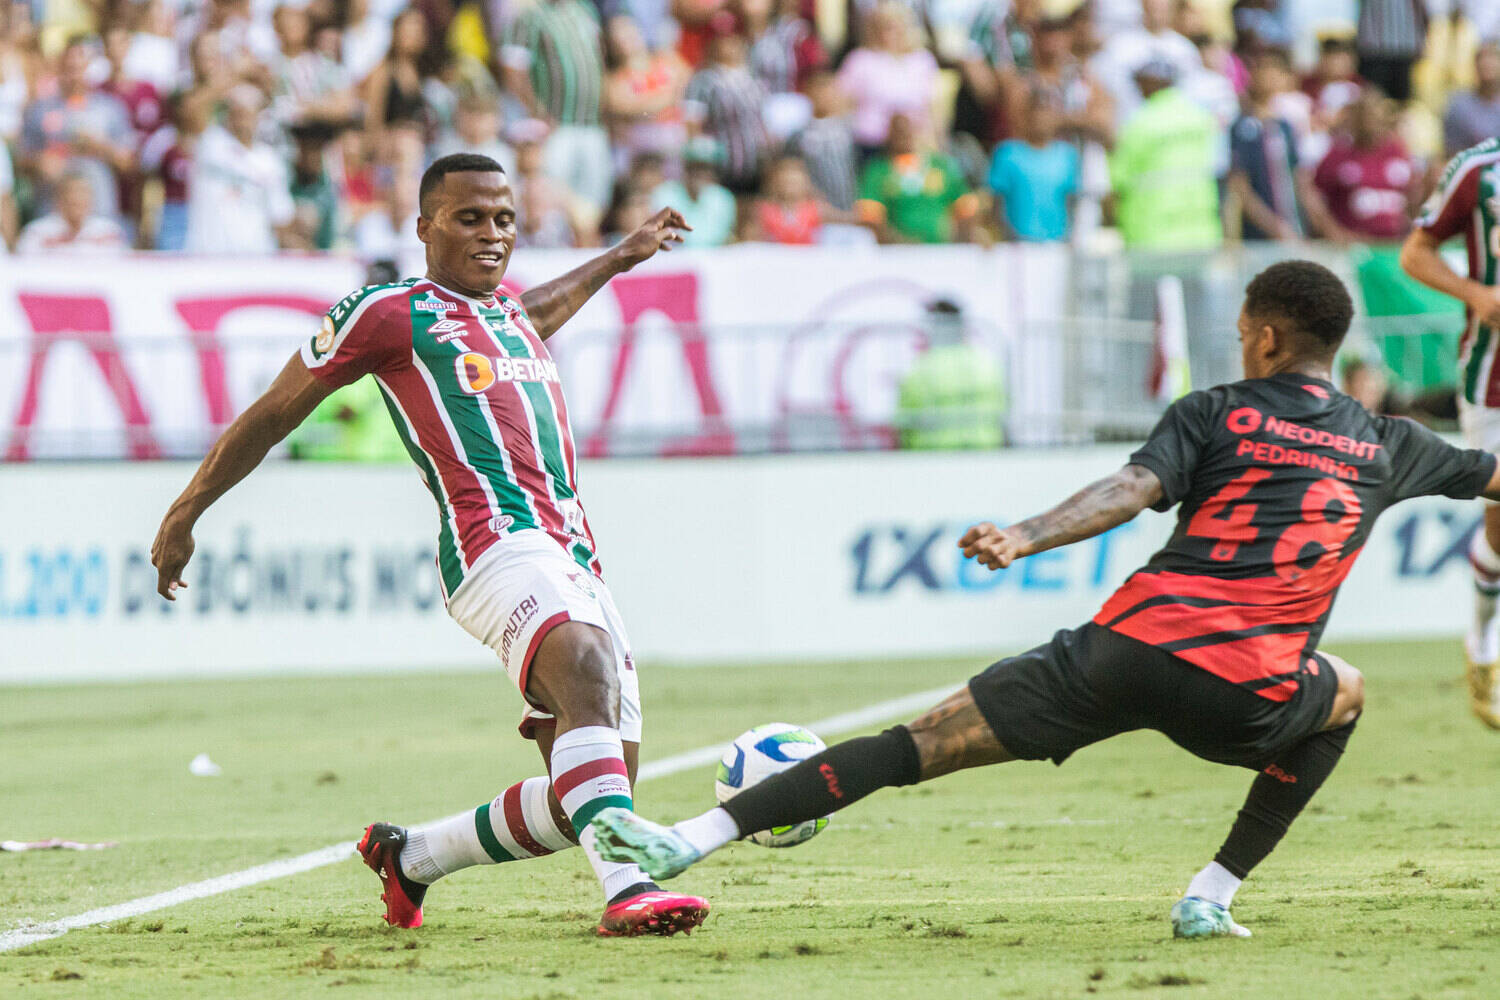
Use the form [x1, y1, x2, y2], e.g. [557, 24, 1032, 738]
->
[1094, 373, 1495, 702]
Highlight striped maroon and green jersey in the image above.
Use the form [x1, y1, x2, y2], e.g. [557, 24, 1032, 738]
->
[1415, 137, 1500, 406]
[301, 278, 600, 600]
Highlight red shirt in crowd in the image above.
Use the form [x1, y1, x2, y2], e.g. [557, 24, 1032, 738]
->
[1312, 136, 1416, 240]
[755, 199, 821, 244]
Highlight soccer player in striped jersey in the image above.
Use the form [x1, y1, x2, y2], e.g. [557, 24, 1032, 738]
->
[589, 261, 1500, 939]
[151, 153, 709, 936]
[1400, 136, 1500, 728]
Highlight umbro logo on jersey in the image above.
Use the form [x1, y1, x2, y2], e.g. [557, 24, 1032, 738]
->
[430, 319, 466, 343]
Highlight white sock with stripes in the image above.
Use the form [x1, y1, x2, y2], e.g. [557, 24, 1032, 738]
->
[550, 725, 650, 902]
[1471, 530, 1500, 663]
[401, 776, 575, 885]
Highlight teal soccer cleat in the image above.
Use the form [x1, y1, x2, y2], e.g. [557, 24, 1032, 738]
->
[591, 808, 703, 881]
[1171, 896, 1252, 939]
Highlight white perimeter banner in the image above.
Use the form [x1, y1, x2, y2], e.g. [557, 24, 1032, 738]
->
[0, 450, 1477, 683]
[0, 244, 1067, 460]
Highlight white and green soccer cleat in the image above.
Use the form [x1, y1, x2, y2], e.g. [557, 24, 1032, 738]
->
[591, 808, 702, 881]
[1170, 896, 1252, 939]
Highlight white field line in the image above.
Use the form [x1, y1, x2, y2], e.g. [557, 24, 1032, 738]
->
[0, 683, 961, 955]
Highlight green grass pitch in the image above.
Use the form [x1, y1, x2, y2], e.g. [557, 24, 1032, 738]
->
[3, 638, 1499, 999]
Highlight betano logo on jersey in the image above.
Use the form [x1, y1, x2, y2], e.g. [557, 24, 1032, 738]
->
[456, 352, 562, 394]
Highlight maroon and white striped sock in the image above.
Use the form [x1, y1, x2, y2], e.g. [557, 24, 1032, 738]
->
[401, 776, 575, 884]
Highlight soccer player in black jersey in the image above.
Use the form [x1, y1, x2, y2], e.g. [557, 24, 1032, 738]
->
[586, 260, 1500, 939]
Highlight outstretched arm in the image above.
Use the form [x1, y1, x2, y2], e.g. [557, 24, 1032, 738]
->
[151, 354, 334, 599]
[1401, 227, 1500, 327]
[959, 464, 1163, 570]
[520, 207, 689, 339]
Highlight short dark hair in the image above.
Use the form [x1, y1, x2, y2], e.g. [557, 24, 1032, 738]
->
[418, 153, 505, 215]
[1243, 259, 1353, 352]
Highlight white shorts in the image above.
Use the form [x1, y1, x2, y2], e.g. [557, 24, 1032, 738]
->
[447, 530, 642, 742]
[1459, 398, 1500, 505]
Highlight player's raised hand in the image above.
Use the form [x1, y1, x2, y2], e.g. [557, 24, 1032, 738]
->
[959, 521, 1025, 571]
[151, 511, 195, 601]
[613, 208, 691, 268]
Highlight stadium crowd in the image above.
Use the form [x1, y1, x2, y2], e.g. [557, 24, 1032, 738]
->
[0, 0, 1493, 254]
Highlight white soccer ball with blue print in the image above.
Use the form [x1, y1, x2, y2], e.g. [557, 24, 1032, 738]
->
[714, 723, 830, 847]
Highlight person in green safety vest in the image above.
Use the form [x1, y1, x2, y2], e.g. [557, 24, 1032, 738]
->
[895, 297, 1007, 449]
[287, 374, 410, 462]
[1108, 58, 1222, 252]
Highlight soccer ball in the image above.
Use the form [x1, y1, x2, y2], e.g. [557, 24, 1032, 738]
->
[714, 723, 831, 848]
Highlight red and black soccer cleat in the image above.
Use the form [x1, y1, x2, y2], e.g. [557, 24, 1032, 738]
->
[596, 889, 711, 937]
[357, 822, 427, 929]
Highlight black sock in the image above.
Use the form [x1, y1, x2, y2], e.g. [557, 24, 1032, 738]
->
[719, 726, 922, 836]
[1214, 718, 1357, 879]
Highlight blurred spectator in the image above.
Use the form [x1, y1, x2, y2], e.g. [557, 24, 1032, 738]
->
[139, 95, 202, 251]
[792, 69, 858, 210]
[1108, 59, 1220, 250]
[744, 153, 851, 243]
[650, 135, 736, 245]
[602, 182, 657, 244]
[1013, 8, 1113, 150]
[1444, 42, 1500, 158]
[364, 9, 433, 145]
[0, 140, 15, 250]
[1311, 86, 1419, 242]
[16, 170, 127, 253]
[1227, 49, 1307, 241]
[1090, 0, 1200, 126]
[1176, 14, 1238, 179]
[342, 0, 392, 86]
[602, 14, 689, 175]
[120, 0, 179, 96]
[0, 1, 32, 143]
[288, 122, 342, 251]
[739, 0, 823, 95]
[837, 3, 939, 158]
[684, 15, 769, 194]
[1355, 0, 1426, 103]
[100, 24, 162, 236]
[1302, 34, 1363, 132]
[1012, 6, 1112, 240]
[270, 4, 357, 130]
[185, 84, 294, 253]
[199, 0, 279, 69]
[20, 35, 134, 218]
[100, 26, 162, 141]
[501, 0, 612, 214]
[512, 119, 579, 248]
[434, 92, 517, 175]
[895, 297, 1006, 450]
[352, 163, 421, 261]
[948, 0, 1031, 150]
[856, 113, 980, 244]
[989, 86, 1078, 241]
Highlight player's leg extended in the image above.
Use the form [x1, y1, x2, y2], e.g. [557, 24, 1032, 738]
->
[1466, 506, 1500, 728]
[357, 698, 649, 929]
[357, 739, 599, 930]
[380, 736, 639, 892]
[525, 621, 708, 935]
[589, 687, 1016, 880]
[1174, 655, 1365, 940]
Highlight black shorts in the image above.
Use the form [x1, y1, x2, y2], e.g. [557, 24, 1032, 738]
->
[968, 623, 1340, 770]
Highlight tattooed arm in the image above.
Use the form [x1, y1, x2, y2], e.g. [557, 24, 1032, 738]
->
[520, 208, 690, 339]
[959, 464, 1163, 570]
